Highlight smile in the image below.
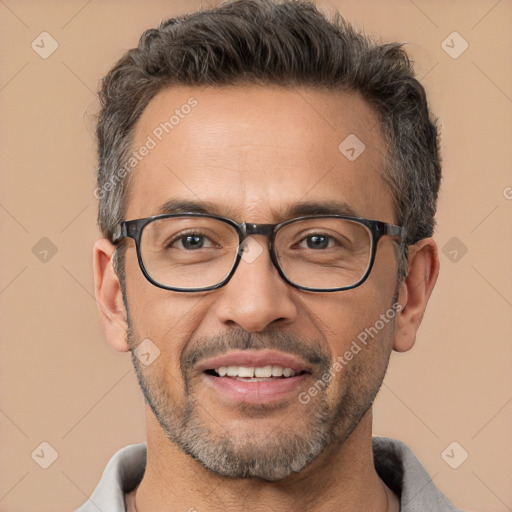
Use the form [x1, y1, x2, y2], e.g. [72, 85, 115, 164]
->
[199, 350, 312, 404]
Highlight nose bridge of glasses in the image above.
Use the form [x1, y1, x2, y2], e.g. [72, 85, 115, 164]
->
[241, 223, 275, 239]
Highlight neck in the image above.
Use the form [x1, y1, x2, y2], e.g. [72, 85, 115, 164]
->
[133, 408, 399, 512]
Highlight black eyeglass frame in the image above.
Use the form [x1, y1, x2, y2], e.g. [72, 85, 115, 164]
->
[112, 213, 407, 293]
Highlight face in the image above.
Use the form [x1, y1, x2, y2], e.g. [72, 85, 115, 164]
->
[122, 85, 400, 481]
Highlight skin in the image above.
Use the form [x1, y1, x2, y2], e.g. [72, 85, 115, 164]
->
[93, 85, 439, 512]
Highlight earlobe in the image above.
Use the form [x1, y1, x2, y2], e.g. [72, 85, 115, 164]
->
[393, 238, 440, 353]
[93, 238, 130, 353]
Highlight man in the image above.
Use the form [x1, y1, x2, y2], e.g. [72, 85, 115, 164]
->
[79, 0, 463, 510]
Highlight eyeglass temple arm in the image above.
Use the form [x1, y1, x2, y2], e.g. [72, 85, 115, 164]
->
[382, 223, 407, 240]
[112, 223, 128, 243]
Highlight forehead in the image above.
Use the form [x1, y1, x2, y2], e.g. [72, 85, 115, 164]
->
[126, 85, 394, 223]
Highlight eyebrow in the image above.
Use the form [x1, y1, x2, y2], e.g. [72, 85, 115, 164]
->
[282, 200, 359, 219]
[156, 198, 360, 221]
[158, 199, 235, 216]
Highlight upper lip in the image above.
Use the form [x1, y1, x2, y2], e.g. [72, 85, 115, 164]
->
[197, 349, 311, 374]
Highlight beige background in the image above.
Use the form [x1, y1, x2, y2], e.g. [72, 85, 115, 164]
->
[1, 1, 511, 511]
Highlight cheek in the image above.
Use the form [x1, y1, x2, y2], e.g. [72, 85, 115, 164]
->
[301, 261, 397, 399]
[329, 241, 399, 353]
[127, 297, 201, 374]
[124, 252, 211, 382]
[323, 314, 395, 409]
[125, 247, 203, 340]
[308, 282, 394, 358]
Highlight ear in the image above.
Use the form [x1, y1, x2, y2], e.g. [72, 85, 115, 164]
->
[92, 238, 130, 353]
[393, 238, 439, 352]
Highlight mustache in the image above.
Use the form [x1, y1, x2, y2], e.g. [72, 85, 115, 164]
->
[181, 329, 331, 374]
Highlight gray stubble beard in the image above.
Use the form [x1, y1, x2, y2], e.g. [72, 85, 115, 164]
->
[128, 326, 390, 482]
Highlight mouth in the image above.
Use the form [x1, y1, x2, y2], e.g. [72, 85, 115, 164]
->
[198, 350, 312, 405]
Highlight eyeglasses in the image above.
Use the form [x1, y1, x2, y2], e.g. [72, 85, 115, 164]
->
[112, 213, 406, 293]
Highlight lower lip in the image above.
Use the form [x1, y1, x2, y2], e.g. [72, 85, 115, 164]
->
[202, 372, 309, 405]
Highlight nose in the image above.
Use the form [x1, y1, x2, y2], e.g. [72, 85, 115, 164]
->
[213, 236, 299, 332]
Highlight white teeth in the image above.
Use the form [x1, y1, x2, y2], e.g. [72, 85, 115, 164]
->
[226, 366, 238, 377]
[215, 365, 296, 378]
[237, 366, 254, 378]
[282, 367, 294, 377]
[271, 366, 283, 377]
[254, 365, 273, 378]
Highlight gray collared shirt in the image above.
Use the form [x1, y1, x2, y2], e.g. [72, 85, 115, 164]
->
[75, 437, 465, 511]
